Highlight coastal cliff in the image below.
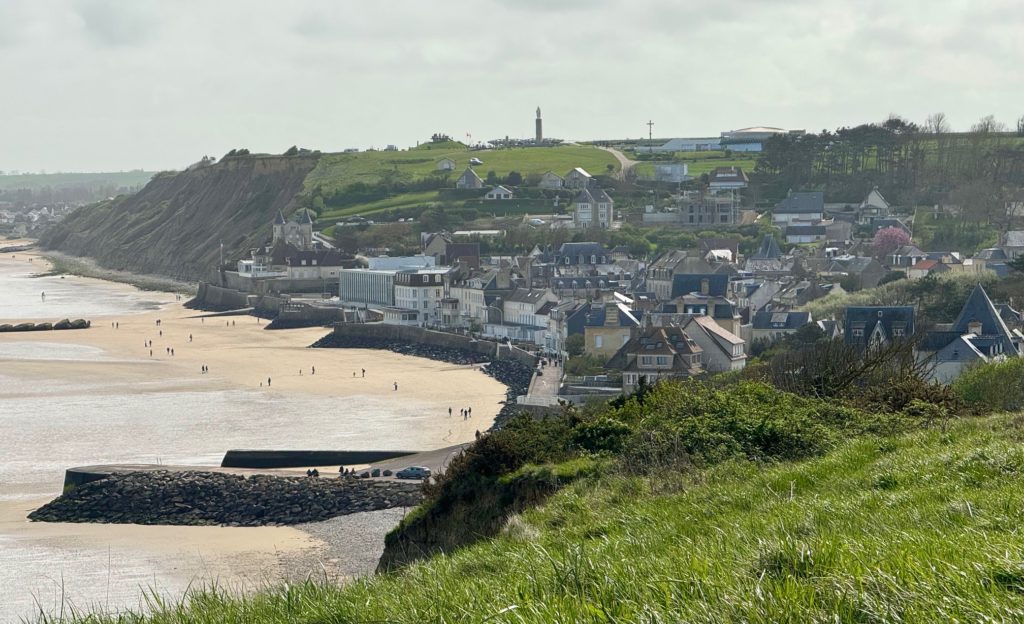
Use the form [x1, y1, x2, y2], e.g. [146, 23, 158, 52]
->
[38, 154, 319, 282]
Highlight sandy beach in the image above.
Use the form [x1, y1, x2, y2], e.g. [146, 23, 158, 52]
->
[0, 247, 507, 620]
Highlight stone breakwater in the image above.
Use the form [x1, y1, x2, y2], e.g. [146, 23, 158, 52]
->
[311, 334, 534, 428]
[0, 318, 90, 332]
[28, 471, 424, 527]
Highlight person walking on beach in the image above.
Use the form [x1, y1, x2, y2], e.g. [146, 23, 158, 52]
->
[468, 407, 472, 418]
[149, 349, 152, 357]
[448, 407, 452, 417]
[311, 366, 315, 375]
[40, 292, 45, 301]
[394, 381, 398, 391]
[362, 368, 366, 377]
[299, 369, 302, 376]
[171, 348, 175, 356]
[189, 334, 193, 343]
[267, 377, 271, 387]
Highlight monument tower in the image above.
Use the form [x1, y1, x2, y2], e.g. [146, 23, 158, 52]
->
[535, 106, 543, 143]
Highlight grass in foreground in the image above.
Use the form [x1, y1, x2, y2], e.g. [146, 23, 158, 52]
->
[43, 413, 1024, 623]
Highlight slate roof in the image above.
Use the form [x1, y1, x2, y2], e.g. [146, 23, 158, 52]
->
[976, 247, 1008, 261]
[582, 303, 642, 328]
[785, 225, 826, 236]
[775, 191, 824, 214]
[843, 306, 915, 349]
[274, 210, 287, 225]
[1004, 231, 1024, 247]
[670, 273, 729, 299]
[558, 242, 609, 258]
[949, 284, 1016, 354]
[708, 166, 749, 185]
[752, 310, 812, 330]
[606, 326, 703, 375]
[505, 288, 551, 304]
[750, 235, 783, 260]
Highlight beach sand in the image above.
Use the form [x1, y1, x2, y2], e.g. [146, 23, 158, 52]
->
[1, 250, 506, 445]
[0, 249, 508, 618]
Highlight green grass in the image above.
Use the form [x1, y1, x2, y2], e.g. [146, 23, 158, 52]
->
[318, 191, 442, 220]
[46, 413, 1024, 623]
[303, 146, 618, 194]
[0, 170, 156, 191]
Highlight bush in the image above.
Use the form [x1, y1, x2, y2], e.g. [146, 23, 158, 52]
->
[952, 358, 1024, 412]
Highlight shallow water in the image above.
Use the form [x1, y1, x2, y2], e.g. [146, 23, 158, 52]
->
[0, 259, 167, 320]
[0, 266, 437, 621]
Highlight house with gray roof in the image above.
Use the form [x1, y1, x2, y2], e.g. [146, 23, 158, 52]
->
[572, 187, 613, 228]
[564, 167, 593, 190]
[751, 310, 813, 343]
[844, 306, 914, 351]
[773, 191, 824, 225]
[606, 325, 704, 392]
[455, 167, 483, 189]
[919, 285, 1021, 383]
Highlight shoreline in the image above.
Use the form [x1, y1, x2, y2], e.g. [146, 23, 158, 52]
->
[0, 249, 508, 619]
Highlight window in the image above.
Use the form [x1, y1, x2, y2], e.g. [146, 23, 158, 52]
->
[591, 255, 597, 264]
[893, 328, 905, 337]
[595, 336, 603, 348]
[435, 274, 441, 283]
[853, 328, 864, 337]
[656, 356, 669, 366]
[622, 335, 629, 345]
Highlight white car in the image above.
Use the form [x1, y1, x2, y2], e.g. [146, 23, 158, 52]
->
[528, 218, 545, 226]
[469, 157, 483, 165]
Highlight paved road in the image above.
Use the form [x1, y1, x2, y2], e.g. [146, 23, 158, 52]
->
[526, 358, 561, 400]
[599, 147, 639, 180]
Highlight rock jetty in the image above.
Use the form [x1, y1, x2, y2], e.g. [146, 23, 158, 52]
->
[311, 334, 534, 427]
[0, 318, 89, 333]
[28, 471, 423, 527]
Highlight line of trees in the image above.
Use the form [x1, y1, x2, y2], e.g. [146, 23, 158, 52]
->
[754, 114, 1024, 207]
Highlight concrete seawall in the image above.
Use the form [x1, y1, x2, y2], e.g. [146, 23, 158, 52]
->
[327, 324, 539, 368]
[221, 449, 417, 469]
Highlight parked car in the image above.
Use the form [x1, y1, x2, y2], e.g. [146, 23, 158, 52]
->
[469, 157, 483, 165]
[395, 466, 432, 479]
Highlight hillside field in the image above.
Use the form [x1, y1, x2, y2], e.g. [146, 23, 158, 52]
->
[303, 145, 619, 194]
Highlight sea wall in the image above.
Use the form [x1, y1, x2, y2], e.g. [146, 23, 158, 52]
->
[33, 470, 423, 527]
[312, 327, 536, 428]
[221, 449, 416, 469]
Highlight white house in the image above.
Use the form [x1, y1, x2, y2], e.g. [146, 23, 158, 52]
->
[679, 315, 747, 372]
[436, 158, 456, 172]
[484, 185, 514, 200]
[392, 267, 452, 326]
[773, 191, 824, 225]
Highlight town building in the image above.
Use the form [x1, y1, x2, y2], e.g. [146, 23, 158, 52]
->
[572, 187, 614, 228]
[607, 325, 704, 392]
[843, 306, 915, 351]
[582, 302, 642, 360]
[436, 158, 456, 172]
[564, 167, 593, 190]
[455, 167, 484, 189]
[751, 310, 813, 343]
[484, 185, 514, 200]
[272, 209, 314, 250]
[773, 191, 824, 225]
[678, 315, 747, 372]
[538, 171, 564, 189]
[393, 267, 453, 326]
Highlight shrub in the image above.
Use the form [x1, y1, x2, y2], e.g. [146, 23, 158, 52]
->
[952, 358, 1024, 412]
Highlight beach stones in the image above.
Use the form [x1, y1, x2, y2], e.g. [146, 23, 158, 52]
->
[28, 470, 423, 527]
[0, 319, 91, 332]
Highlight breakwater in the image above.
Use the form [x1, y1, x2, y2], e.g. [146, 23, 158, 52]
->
[30, 470, 423, 527]
[0, 318, 90, 332]
[311, 332, 534, 428]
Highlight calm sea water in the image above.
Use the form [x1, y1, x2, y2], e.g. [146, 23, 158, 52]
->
[0, 266, 431, 621]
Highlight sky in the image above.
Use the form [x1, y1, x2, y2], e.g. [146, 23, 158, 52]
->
[0, 0, 1021, 173]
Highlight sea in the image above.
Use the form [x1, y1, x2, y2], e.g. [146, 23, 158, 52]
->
[0, 258, 421, 621]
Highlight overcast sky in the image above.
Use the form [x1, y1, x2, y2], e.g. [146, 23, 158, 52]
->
[1, 0, 1021, 172]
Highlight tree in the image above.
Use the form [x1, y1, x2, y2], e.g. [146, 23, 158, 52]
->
[925, 112, 950, 134]
[971, 114, 1007, 134]
[505, 171, 523, 186]
[872, 226, 911, 258]
[565, 334, 585, 357]
[486, 171, 499, 185]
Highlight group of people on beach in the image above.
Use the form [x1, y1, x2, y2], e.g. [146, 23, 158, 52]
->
[448, 406, 473, 420]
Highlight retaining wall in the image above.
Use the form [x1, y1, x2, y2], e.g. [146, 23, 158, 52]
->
[221, 449, 417, 469]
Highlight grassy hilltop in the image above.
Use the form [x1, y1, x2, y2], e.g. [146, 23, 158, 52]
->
[45, 374, 1024, 623]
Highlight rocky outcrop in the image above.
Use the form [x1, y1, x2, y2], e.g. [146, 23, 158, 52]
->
[310, 334, 534, 428]
[0, 318, 89, 332]
[29, 470, 422, 527]
[38, 154, 320, 282]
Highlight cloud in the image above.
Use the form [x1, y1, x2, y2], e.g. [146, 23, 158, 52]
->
[74, 0, 162, 46]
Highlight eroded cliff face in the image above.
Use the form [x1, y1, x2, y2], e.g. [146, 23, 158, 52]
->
[39, 155, 319, 282]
